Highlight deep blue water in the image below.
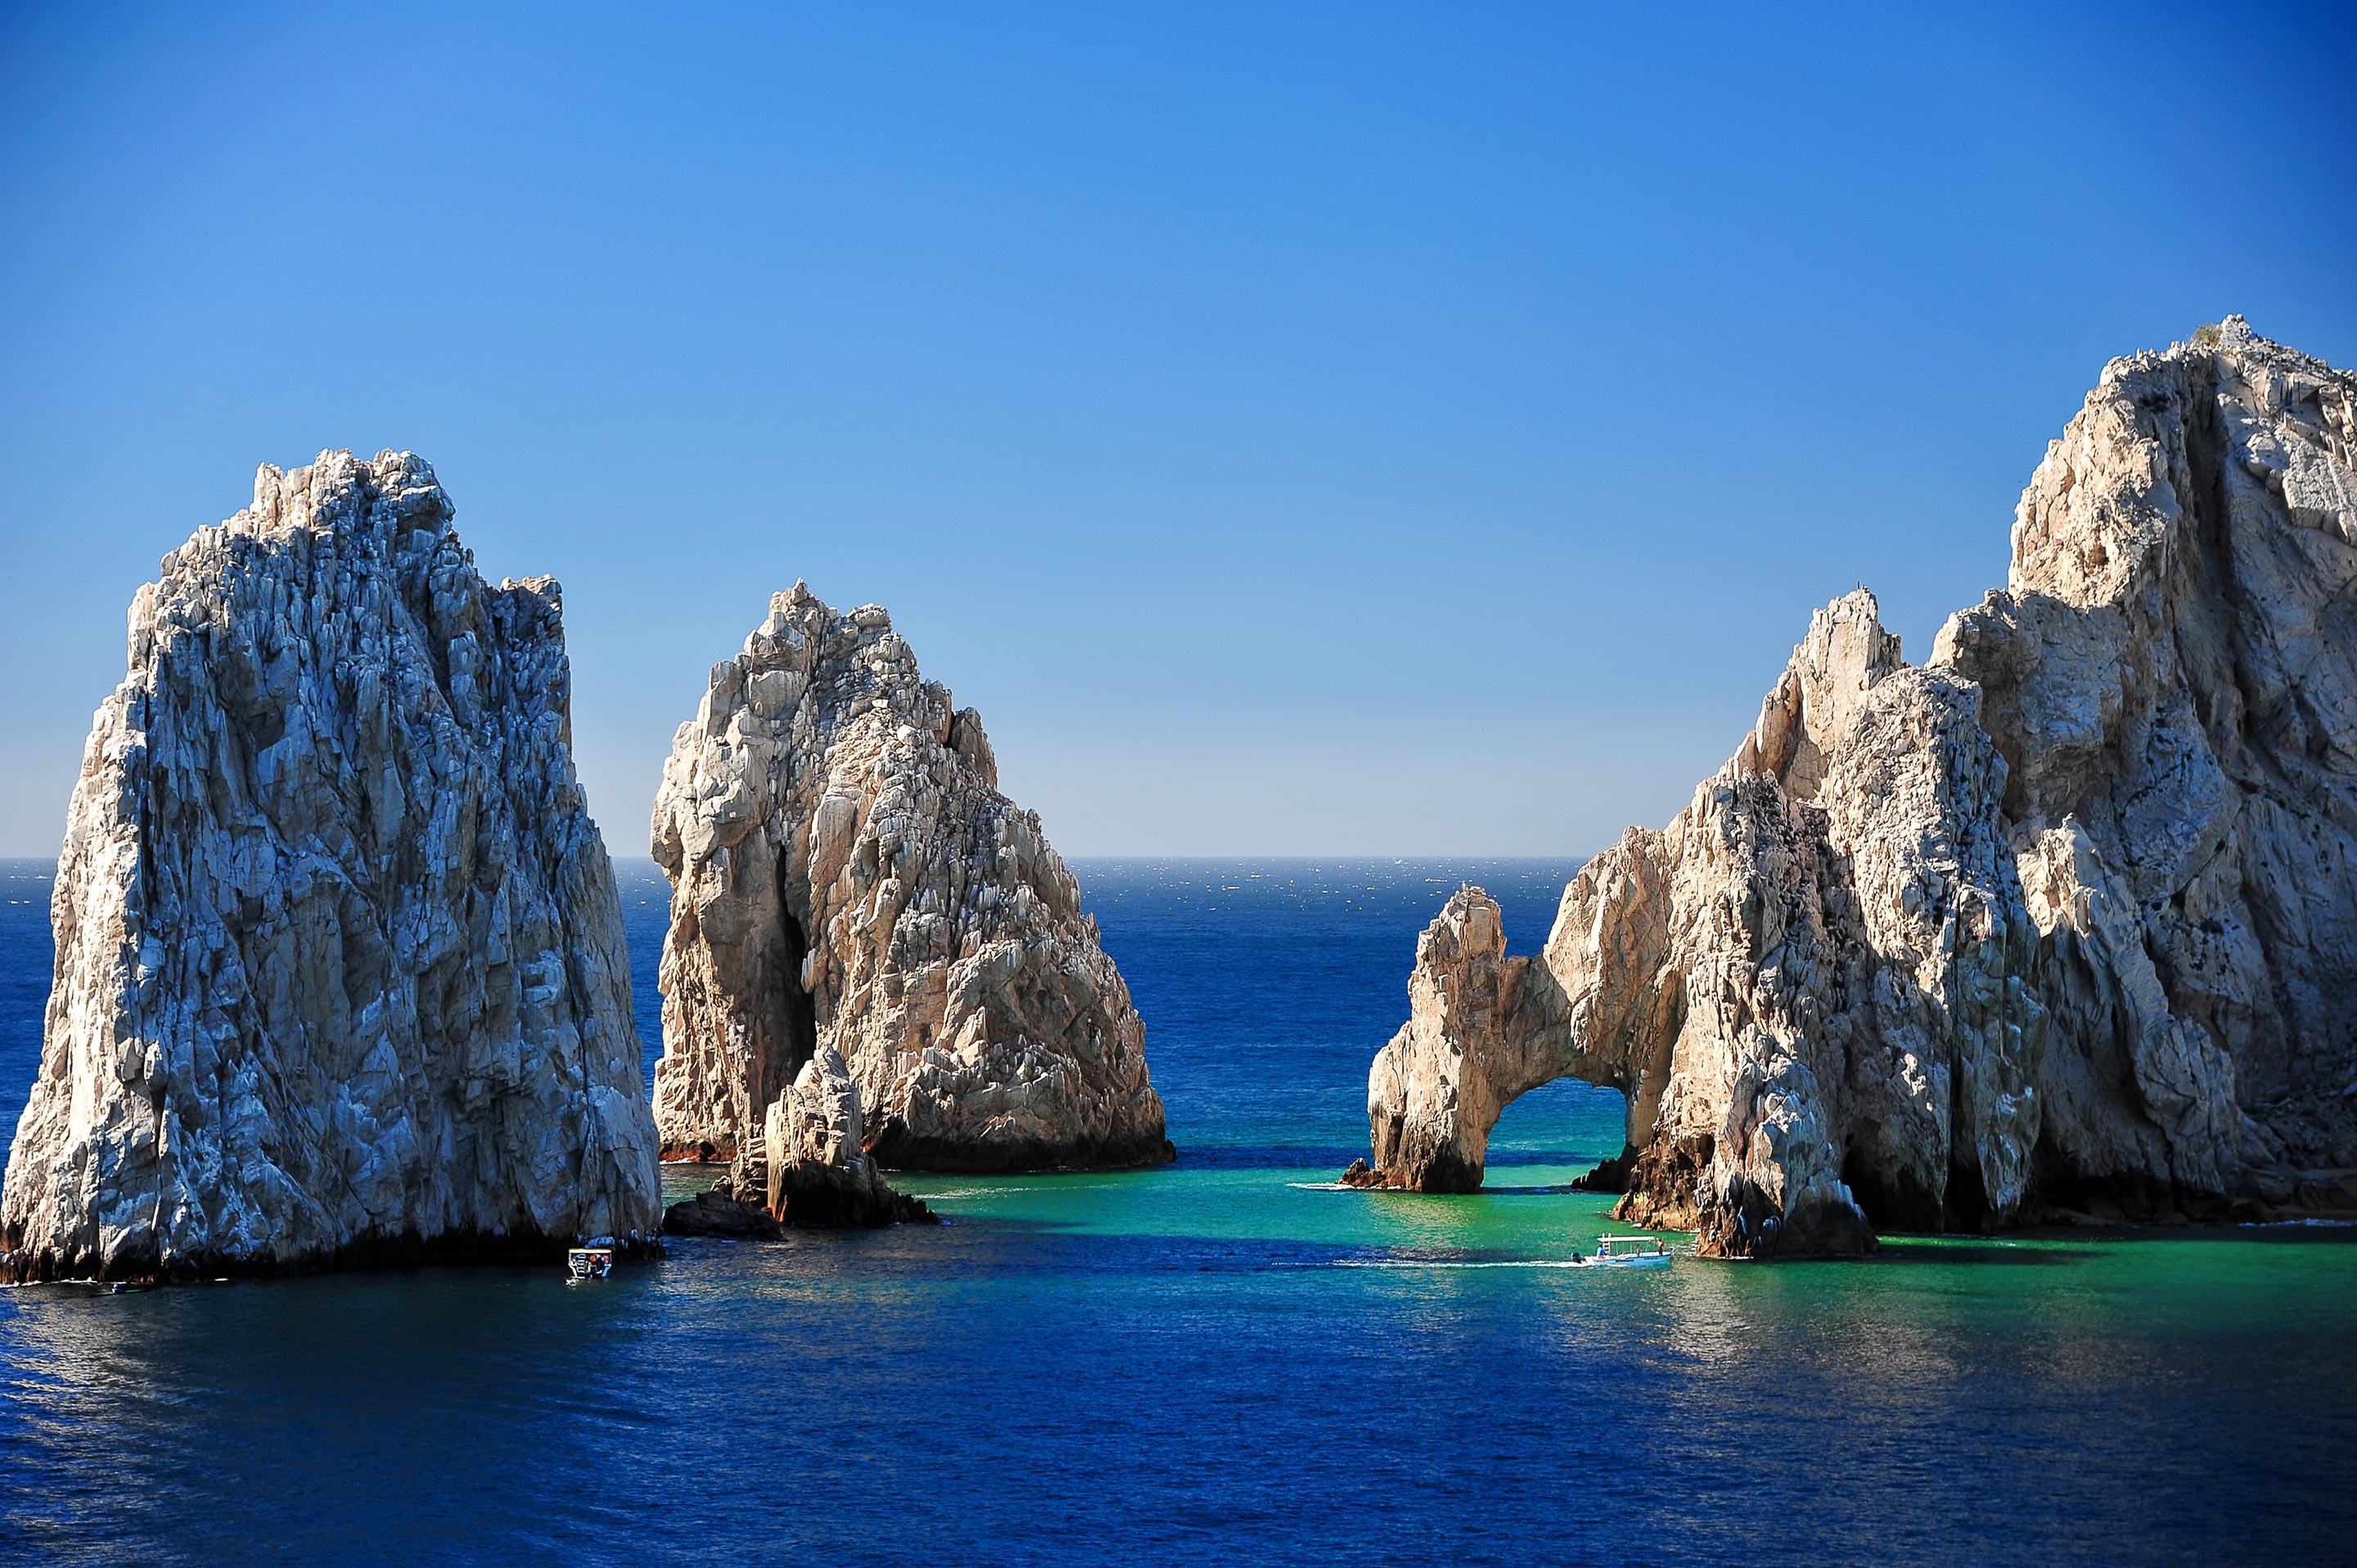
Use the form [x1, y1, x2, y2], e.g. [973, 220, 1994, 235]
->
[3, 854, 2355, 1566]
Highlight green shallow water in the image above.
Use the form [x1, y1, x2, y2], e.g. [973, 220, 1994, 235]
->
[891, 1158, 2357, 1328]
[896, 1163, 1630, 1250]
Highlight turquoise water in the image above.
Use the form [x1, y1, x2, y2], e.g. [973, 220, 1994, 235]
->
[2, 857, 2353, 1564]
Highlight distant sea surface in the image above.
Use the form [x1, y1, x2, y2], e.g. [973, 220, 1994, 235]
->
[2, 854, 2353, 1565]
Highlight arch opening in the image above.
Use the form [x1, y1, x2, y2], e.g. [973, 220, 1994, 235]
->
[1480, 1076, 1632, 1193]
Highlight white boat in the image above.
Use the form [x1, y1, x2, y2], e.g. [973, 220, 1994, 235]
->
[1587, 1235, 1673, 1268]
[566, 1246, 615, 1281]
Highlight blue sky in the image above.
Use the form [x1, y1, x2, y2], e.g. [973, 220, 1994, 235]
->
[2, 2, 2350, 857]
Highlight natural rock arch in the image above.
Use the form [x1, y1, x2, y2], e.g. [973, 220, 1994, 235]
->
[1355, 588, 2034, 1260]
[1357, 868, 1682, 1197]
[1353, 318, 2357, 1255]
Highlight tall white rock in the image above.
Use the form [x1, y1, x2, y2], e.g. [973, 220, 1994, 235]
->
[650, 583, 1169, 1207]
[1934, 316, 2357, 1202]
[1355, 319, 2357, 1250]
[0, 451, 662, 1282]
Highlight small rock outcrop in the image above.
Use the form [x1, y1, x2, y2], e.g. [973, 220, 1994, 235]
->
[1355, 318, 2357, 1254]
[650, 584, 1170, 1217]
[660, 1187, 787, 1240]
[0, 452, 663, 1282]
[662, 1050, 935, 1237]
[759, 1046, 935, 1227]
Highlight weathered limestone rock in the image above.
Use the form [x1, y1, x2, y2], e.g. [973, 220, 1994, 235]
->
[0, 451, 663, 1282]
[1356, 318, 2357, 1253]
[1363, 593, 1997, 1255]
[650, 584, 1170, 1216]
[662, 1046, 932, 1233]
[1936, 314, 2357, 1205]
[761, 1047, 935, 1227]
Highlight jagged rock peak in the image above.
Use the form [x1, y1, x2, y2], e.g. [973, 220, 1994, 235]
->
[649, 583, 1171, 1214]
[0, 450, 662, 1283]
[1356, 318, 2357, 1254]
[1733, 588, 1904, 803]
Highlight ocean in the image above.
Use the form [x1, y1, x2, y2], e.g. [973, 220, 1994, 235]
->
[1, 854, 2351, 1565]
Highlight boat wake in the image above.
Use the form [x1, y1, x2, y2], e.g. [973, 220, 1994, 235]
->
[1332, 1257, 1591, 1270]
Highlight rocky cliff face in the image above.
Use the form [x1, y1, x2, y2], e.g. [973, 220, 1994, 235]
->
[0, 451, 663, 1282]
[1356, 318, 2357, 1251]
[1936, 318, 2357, 1207]
[650, 584, 1169, 1213]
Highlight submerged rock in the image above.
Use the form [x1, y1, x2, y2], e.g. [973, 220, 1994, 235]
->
[0, 451, 663, 1282]
[1354, 318, 2357, 1254]
[649, 583, 1170, 1219]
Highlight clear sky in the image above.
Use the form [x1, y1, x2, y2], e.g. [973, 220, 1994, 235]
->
[2, 2, 2350, 858]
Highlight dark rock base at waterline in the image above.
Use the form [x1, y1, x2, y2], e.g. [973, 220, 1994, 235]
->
[776, 1170, 939, 1229]
[662, 1191, 788, 1240]
[663, 1182, 938, 1237]
[0, 1226, 665, 1286]
[1571, 1146, 1634, 1193]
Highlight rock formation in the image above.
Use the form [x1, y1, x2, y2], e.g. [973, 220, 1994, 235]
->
[663, 1046, 931, 1234]
[760, 1046, 936, 1226]
[649, 583, 1170, 1219]
[0, 451, 663, 1282]
[1935, 318, 2357, 1213]
[1355, 318, 2357, 1252]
